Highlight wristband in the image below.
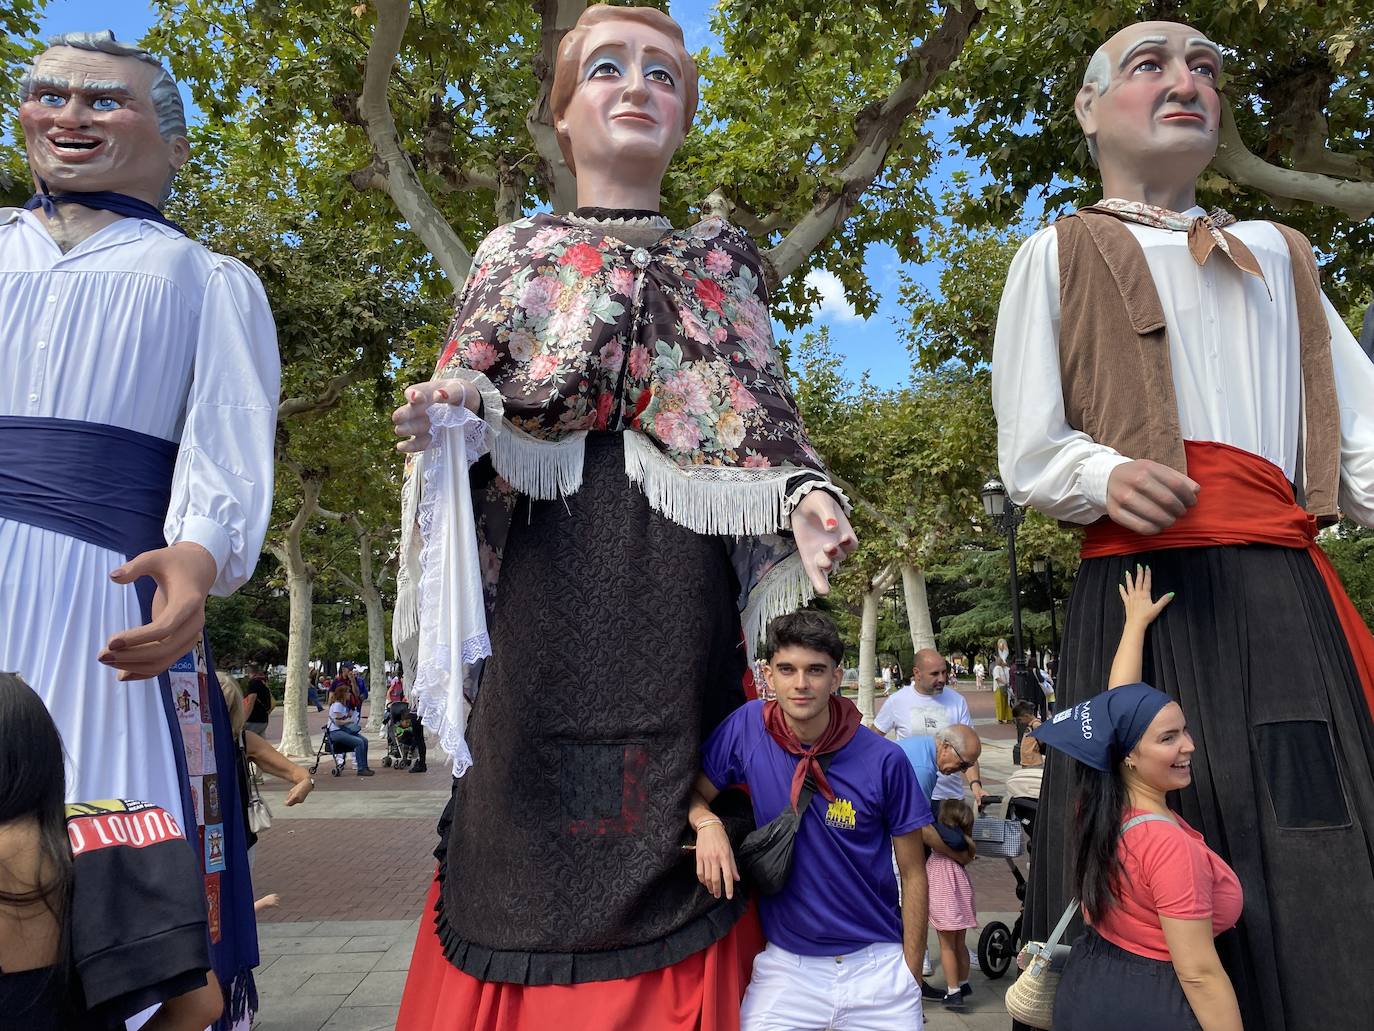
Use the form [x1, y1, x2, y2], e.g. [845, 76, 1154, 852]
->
[694, 817, 724, 833]
[969, 779, 983, 787]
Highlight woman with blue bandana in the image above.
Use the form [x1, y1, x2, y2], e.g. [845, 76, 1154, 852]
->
[1032, 569, 1244, 1030]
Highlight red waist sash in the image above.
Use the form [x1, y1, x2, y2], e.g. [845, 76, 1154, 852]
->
[1083, 440, 1374, 718]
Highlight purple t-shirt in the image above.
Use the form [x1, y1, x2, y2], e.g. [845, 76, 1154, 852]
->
[702, 700, 932, 955]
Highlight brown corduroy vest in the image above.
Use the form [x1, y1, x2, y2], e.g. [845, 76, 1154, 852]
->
[1053, 211, 1341, 524]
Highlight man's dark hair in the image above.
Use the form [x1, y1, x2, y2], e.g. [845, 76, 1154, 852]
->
[764, 610, 844, 665]
[1012, 700, 1038, 720]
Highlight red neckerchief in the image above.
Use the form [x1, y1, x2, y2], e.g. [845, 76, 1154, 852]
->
[762, 694, 862, 809]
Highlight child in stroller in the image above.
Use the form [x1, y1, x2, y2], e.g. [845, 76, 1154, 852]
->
[382, 700, 427, 773]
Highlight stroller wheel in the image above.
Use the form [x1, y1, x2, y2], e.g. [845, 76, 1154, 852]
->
[978, 920, 1015, 980]
[382, 756, 392, 767]
[331, 766, 342, 777]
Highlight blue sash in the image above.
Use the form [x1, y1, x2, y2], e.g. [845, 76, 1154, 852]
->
[0, 416, 258, 1026]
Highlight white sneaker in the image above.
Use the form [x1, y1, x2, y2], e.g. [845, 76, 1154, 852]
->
[922, 953, 934, 977]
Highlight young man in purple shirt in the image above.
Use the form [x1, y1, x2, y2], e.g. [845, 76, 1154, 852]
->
[689, 611, 933, 1030]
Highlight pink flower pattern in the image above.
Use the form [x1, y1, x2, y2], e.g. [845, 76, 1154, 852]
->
[437, 212, 822, 471]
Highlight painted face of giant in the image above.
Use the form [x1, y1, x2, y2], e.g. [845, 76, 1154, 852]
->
[19, 46, 188, 205]
[1076, 21, 1223, 178]
[555, 15, 690, 181]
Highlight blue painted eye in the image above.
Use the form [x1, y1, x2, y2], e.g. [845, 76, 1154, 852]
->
[37, 92, 65, 107]
[588, 59, 622, 80]
[1132, 60, 1162, 73]
[1192, 64, 1217, 78]
[92, 97, 121, 111]
[646, 67, 675, 87]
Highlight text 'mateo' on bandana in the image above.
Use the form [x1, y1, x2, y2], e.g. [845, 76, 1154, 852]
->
[1031, 681, 1172, 771]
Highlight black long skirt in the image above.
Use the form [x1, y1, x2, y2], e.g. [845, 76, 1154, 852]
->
[1026, 544, 1374, 1031]
[433, 432, 750, 985]
[1052, 930, 1202, 1030]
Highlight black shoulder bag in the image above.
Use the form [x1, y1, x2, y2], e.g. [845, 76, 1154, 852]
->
[736, 752, 835, 895]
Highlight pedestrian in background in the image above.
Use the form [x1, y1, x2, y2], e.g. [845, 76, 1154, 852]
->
[242, 664, 273, 738]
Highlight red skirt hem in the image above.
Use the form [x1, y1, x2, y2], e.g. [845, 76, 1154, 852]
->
[397, 874, 764, 1031]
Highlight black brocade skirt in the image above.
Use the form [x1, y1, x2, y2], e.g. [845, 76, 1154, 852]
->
[1026, 545, 1374, 1031]
[434, 433, 749, 985]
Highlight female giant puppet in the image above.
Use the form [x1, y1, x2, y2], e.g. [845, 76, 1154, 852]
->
[993, 20, 1374, 1030]
[391, 7, 857, 1028]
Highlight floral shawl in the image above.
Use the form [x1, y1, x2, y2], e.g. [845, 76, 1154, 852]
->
[395, 212, 847, 766]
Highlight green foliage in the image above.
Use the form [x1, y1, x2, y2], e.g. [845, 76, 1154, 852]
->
[0, 0, 43, 205]
[899, 191, 1025, 368]
[206, 571, 290, 666]
[1320, 520, 1374, 630]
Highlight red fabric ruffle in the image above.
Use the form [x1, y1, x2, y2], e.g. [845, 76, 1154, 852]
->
[397, 874, 765, 1031]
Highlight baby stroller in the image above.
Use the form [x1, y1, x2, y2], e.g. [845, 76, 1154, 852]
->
[973, 794, 1039, 979]
[310, 720, 362, 777]
[382, 700, 418, 770]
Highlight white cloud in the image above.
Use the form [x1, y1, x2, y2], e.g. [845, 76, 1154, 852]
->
[805, 269, 860, 323]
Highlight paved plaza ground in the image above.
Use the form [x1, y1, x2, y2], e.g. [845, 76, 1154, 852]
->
[249, 683, 1027, 1030]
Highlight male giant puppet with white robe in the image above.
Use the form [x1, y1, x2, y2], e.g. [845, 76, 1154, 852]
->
[993, 21, 1374, 1029]
[0, 32, 278, 1026]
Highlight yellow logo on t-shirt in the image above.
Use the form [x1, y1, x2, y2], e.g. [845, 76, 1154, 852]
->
[825, 797, 856, 831]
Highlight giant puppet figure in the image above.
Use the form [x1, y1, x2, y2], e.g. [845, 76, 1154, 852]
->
[0, 32, 279, 1026]
[391, 6, 857, 1029]
[993, 20, 1374, 1028]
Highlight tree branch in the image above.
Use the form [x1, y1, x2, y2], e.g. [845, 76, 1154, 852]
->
[764, 1, 983, 282]
[363, 0, 473, 290]
[525, 0, 585, 213]
[277, 364, 372, 421]
[1213, 103, 1374, 219]
[700, 188, 794, 239]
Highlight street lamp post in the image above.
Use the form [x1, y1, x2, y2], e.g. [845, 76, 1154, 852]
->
[1033, 556, 1059, 655]
[980, 478, 1026, 666]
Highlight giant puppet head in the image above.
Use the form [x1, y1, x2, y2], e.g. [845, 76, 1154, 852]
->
[17, 31, 189, 208]
[550, 4, 699, 190]
[1074, 21, 1223, 184]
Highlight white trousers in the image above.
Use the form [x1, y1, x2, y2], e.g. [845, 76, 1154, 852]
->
[741, 941, 924, 1031]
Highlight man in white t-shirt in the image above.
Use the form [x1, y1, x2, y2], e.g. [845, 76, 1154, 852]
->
[874, 649, 987, 806]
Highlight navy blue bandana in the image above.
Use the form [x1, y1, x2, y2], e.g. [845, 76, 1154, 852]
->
[1031, 682, 1173, 771]
[25, 189, 185, 236]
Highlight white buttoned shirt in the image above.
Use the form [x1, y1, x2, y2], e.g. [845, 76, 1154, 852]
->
[992, 208, 1374, 528]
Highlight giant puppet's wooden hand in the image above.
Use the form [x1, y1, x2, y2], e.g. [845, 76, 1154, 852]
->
[99, 541, 218, 681]
[392, 380, 482, 453]
[790, 490, 858, 595]
[1105, 459, 1200, 535]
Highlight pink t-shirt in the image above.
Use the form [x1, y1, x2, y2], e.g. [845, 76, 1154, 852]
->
[1091, 809, 1244, 962]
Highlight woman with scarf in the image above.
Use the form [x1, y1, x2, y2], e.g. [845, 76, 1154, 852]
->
[1032, 569, 1244, 1030]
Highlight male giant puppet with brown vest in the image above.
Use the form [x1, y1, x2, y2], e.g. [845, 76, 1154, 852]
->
[993, 21, 1374, 1029]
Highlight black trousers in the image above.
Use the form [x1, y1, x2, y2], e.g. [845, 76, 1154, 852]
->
[1053, 930, 1202, 1030]
[1026, 545, 1374, 1031]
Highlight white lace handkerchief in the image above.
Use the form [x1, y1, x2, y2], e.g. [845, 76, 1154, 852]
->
[408, 402, 491, 776]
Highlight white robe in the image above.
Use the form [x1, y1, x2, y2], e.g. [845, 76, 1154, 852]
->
[0, 209, 279, 830]
[992, 207, 1374, 528]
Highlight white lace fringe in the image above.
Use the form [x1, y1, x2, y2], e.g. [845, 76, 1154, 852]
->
[622, 430, 798, 537]
[742, 551, 815, 656]
[490, 425, 587, 500]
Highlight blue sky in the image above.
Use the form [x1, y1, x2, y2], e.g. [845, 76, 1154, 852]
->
[34, 0, 962, 388]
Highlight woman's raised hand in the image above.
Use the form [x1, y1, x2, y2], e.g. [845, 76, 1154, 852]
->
[1118, 564, 1174, 628]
